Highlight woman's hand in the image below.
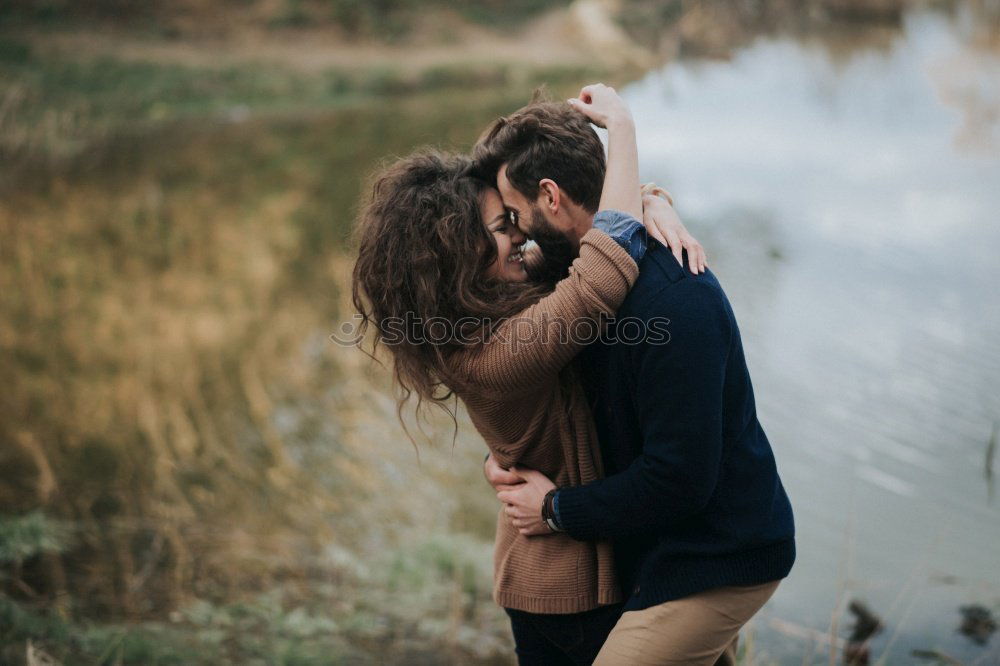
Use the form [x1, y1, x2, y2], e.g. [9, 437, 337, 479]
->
[570, 83, 642, 220]
[568, 83, 633, 131]
[496, 467, 557, 537]
[642, 193, 707, 274]
[483, 453, 524, 492]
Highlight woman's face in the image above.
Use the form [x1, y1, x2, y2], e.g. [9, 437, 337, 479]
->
[482, 188, 528, 282]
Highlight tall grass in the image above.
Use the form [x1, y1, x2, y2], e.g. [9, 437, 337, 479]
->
[0, 94, 536, 662]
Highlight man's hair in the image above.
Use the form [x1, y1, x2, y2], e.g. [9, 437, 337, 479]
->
[472, 93, 606, 213]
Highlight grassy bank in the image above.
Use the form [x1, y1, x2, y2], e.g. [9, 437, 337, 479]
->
[0, 37, 611, 167]
[1, 86, 549, 661]
[2, 517, 507, 665]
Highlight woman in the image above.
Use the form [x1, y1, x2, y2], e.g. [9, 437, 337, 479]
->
[352, 87, 702, 664]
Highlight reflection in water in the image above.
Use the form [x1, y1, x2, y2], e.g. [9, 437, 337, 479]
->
[625, 7, 1000, 663]
[987, 422, 997, 502]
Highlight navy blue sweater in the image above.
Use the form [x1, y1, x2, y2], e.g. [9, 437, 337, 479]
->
[556, 241, 795, 611]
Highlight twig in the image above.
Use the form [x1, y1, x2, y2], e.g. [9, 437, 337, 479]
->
[872, 521, 950, 665]
[828, 477, 858, 666]
[872, 587, 926, 665]
[769, 617, 846, 649]
[14, 577, 41, 599]
[126, 531, 165, 594]
[911, 648, 962, 665]
[986, 421, 997, 502]
[93, 629, 127, 666]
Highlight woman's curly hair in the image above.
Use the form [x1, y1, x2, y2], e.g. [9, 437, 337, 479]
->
[351, 150, 550, 433]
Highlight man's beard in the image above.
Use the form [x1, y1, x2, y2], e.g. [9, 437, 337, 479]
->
[525, 204, 576, 287]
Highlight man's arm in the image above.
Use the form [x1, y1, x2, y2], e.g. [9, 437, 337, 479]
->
[555, 279, 732, 540]
[498, 278, 733, 538]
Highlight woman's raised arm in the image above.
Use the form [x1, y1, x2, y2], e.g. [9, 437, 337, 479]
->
[454, 226, 638, 394]
[569, 84, 642, 221]
[456, 87, 647, 394]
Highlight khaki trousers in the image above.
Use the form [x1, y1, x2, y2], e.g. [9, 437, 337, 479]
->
[593, 580, 780, 665]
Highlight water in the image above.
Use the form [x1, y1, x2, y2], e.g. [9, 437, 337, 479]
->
[626, 8, 1000, 663]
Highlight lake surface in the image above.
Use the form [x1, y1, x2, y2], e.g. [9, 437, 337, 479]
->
[626, 7, 1000, 663]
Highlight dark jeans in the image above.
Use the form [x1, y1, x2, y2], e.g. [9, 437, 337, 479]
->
[505, 603, 624, 665]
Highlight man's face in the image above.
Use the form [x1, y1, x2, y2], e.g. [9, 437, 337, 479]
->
[496, 164, 542, 236]
[496, 163, 576, 280]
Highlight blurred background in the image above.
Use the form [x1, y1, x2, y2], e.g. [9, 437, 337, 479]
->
[1, 0, 999, 664]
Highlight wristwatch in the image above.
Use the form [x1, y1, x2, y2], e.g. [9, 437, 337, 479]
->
[542, 489, 563, 532]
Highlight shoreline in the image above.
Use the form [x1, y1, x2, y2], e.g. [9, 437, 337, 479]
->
[0, 3, 641, 168]
[3, 0, 982, 167]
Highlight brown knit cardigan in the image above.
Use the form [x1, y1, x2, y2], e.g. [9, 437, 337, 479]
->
[449, 229, 639, 614]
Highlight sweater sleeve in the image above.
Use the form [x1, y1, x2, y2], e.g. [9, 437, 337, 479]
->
[554, 278, 733, 541]
[457, 228, 638, 394]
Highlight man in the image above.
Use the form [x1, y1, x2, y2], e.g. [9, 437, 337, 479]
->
[473, 93, 795, 664]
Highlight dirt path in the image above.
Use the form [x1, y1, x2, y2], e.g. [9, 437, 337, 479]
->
[14, 2, 650, 73]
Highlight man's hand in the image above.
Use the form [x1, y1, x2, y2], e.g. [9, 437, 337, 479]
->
[642, 193, 707, 274]
[484, 453, 525, 492]
[520, 243, 545, 279]
[496, 467, 557, 537]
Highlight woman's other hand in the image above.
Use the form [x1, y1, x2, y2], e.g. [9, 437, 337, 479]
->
[642, 193, 707, 274]
[568, 83, 633, 131]
[496, 467, 556, 537]
[484, 453, 524, 492]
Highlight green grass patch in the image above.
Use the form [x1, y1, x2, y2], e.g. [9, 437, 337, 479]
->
[0, 46, 609, 165]
[0, 512, 69, 564]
